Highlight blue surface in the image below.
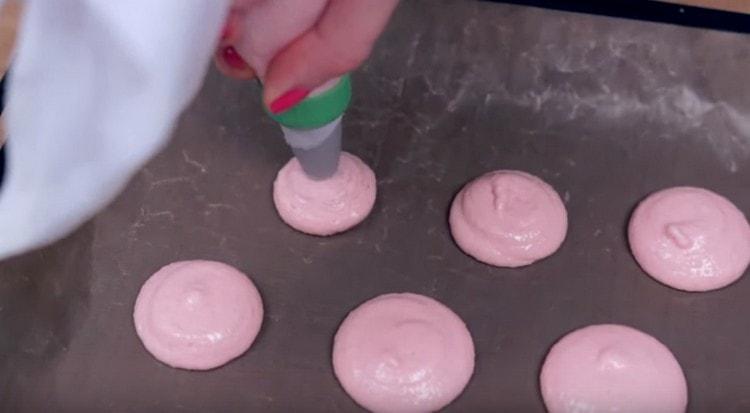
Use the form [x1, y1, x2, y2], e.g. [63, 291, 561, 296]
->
[486, 0, 750, 33]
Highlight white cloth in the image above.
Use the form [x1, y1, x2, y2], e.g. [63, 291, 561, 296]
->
[0, 0, 231, 259]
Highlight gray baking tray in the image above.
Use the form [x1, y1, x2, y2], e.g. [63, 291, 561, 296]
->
[2, 0, 750, 411]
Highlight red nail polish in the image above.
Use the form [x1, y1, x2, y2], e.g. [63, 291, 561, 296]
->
[221, 46, 248, 69]
[221, 24, 232, 41]
[270, 89, 310, 114]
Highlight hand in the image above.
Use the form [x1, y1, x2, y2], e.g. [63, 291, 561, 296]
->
[214, 0, 399, 111]
[214, 3, 256, 81]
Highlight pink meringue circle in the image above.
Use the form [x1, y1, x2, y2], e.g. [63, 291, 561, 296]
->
[629, 186, 750, 292]
[540, 324, 688, 413]
[273, 152, 376, 236]
[333, 293, 475, 413]
[449, 170, 568, 267]
[133, 260, 263, 370]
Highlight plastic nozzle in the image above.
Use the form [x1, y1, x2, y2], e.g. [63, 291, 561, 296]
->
[282, 117, 342, 180]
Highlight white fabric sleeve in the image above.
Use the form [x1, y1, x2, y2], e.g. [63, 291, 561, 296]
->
[0, 0, 231, 259]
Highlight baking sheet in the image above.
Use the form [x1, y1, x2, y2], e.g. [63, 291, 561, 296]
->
[2, 0, 750, 411]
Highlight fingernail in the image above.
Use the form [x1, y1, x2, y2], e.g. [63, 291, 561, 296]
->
[221, 46, 248, 69]
[269, 89, 310, 114]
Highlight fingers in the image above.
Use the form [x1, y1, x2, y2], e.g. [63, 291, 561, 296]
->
[263, 0, 399, 109]
[214, 6, 256, 80]
[214, 45, 256, 79]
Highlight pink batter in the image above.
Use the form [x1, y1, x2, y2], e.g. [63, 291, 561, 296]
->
[333, 293, 475, 413]
[629, 186, 750, 292]
[449, 170, 567, 267]
[133, 260, 263, 370]
[540, 324, 688, 413]
[273, 152, 376, 236]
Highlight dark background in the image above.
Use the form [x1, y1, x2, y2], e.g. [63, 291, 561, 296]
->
[1, 0, 750, 411]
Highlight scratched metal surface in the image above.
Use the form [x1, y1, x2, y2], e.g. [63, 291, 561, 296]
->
[2, 0, 750, 411]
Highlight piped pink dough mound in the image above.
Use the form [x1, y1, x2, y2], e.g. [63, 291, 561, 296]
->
[133, 260, 264, 370]
[449, 170, 568, 267]
[540, 324, 688, 413]
[333, 293, 475, 413]
[629, 186, 750, 292]
[273, 152, 376, 236]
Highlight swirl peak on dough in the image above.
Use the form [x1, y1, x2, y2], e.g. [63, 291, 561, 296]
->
[333, 293, 475, 413]
[133, 260, 263, 370]
[450, 170, 567, 267]
[273, 152, 376, 236]
[541, 324, 687, 413]
[629, 186, 750, 292]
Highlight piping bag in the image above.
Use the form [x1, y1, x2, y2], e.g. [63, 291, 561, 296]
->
[264, 76, 351, 179]
[0, 0, 231, 260]
[0, 0, 341, 260]
[233, 0, 349, 179]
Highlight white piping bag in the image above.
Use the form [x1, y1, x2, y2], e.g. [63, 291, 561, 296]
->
[0, 0, 230, 259]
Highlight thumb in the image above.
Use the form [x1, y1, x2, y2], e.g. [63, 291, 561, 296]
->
[262, 0, 399, 111]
